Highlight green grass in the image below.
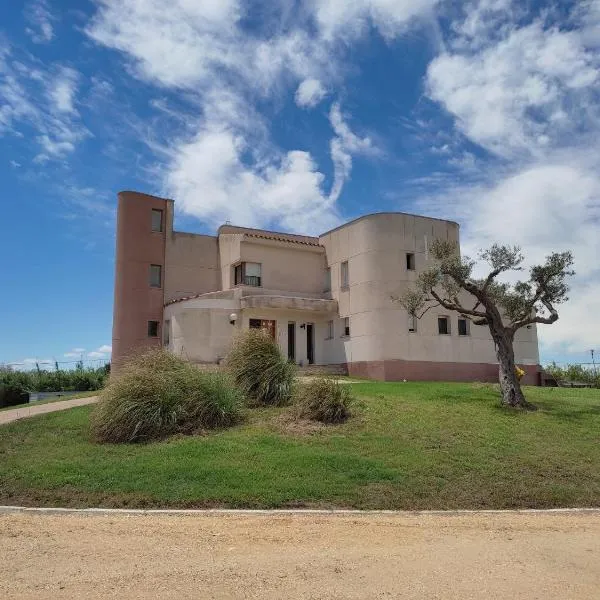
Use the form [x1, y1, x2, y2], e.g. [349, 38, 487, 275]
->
[0, 382, 599, 510]
[0, 391, 99, 412]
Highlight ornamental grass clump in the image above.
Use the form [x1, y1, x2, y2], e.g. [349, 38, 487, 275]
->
[226, 329, 296, 406]
[295, 377, 353, 424]
[91, 348, 242, 443]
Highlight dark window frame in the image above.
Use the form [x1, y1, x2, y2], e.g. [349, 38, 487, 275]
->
[151, 208, 163, 232]
[233, 262, 262, 287]
[342, 316, 350, 337]
[148, 320, 159, 337]
[149, 264, 162, 288]
[458, 318, 470, 336]
[438, 316, 450, 335]
[406, 253, 416, 271]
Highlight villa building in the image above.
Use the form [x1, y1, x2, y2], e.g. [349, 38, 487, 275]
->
[112, 191, 541, 384]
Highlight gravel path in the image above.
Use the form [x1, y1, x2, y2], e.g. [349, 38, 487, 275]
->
[1, 510, 598, 599]
[0, 396, 98, 425]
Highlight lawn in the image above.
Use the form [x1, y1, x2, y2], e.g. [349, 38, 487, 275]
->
[0, 382, 598, 510]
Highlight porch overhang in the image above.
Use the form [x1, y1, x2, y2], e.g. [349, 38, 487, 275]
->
[240, 295, 338, 313]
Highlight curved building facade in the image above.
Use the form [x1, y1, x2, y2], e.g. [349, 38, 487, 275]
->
[112, 191, 541, 383]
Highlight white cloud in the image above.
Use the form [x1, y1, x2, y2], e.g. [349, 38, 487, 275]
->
[295, 78, 327, 108]
[9, 160, 21, 168]
[25, 0, 55, 44]
[87, 351, 106, 359]
[418, 0, 600, 356]
[97, 345, 112, 353]
[49, 67, 79, 113]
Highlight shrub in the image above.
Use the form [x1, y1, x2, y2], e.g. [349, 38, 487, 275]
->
[0, 365, 108, 392]
[91, 348, 242, 443]
[295, 377, 353, 424]
[226, 329, 296, 406]
[0, 384, 29, 408]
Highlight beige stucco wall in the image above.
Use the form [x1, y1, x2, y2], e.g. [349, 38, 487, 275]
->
[164, 232, 220, 303]
[319, 213, 540, 367]
[239, 239, 326, 295]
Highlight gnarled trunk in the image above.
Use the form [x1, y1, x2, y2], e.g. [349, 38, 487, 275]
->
[492, 328, 536, 410]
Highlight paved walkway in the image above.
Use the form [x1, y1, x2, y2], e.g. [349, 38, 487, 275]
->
[1, 510, 598, 599]
[0, 396, 98, 425]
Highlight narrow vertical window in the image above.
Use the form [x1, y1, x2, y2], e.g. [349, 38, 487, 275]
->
[147, 321, 159, 337]
[458, 318, 469, 336]
[406, 253, 416, 271]
[343, 317, 350, 337]
[326, 320, 334, 339]
[163, 320, 170, 345]
[408, 314, 417, 333]
[324, 267, 331, 292]
[151, 209, 163, 232]
[149, 264, 162, 288]
[438, 316, 450, 335]
[341, 261, 349, 289]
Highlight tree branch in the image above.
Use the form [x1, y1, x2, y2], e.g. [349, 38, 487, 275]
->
[511, 298, 559, 330]
[430, 289, 488, 318]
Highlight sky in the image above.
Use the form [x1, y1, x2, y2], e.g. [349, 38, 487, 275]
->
[1, 0, 599, 369]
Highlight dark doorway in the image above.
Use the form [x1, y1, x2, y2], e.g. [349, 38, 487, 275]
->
[306, 323, 314, 365]
[287, 322, 296, 362]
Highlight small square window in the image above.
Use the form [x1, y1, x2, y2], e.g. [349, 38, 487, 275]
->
[234, 262, 262, 287]
[151, 209, 163, 232]
[438, 316, 450, 335]
[406, 253, 416, 271]
[408, 314, 417, 332]
[341, 261, 349, 289]
[326, 320, 334, 339]
[458, 318, 469, 336]
[148, 320, 159, 337]
[343, 317, 350, 337]
[149, 264, 162, 288]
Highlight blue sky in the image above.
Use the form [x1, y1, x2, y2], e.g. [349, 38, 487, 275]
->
[1, 0, 599, 368]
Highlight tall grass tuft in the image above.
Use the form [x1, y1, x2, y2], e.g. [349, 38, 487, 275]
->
[226, 329, 296, 406]
[91, 348, 242, 443]
[295, 377, 353, 424]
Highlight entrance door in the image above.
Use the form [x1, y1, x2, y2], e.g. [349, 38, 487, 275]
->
[249, 319, 276, 340]
[306, 323, 314, 365]
[287, 322, 296, 362]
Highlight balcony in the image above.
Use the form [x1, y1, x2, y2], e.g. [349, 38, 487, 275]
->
[240, 294, 338, 313]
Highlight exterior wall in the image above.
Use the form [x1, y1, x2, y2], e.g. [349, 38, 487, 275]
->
[319, 212, 540, 378]
[164, 231, 220, 303]
[164, 294, 238, 363]
[112, 191, 168, 365]
[239, 239, 326, 295]
[218, 234, 243, 290]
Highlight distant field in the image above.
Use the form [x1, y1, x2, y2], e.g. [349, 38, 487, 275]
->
[0, 391, 98, 412]
[0, 382, 598, 510]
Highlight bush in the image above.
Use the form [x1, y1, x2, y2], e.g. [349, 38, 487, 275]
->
[91, 349, 242, 443]
[0, 384, 29, 408]
[544, 363, 599, 387]
[0, 364, 108, 392]
[226, 329, 296, 406]
[295, 377, 353, 424]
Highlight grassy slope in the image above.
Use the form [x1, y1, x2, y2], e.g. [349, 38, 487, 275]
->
[0, 382, 598, 509]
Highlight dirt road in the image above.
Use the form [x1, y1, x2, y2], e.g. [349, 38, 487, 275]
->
[1, 510, 599, 599]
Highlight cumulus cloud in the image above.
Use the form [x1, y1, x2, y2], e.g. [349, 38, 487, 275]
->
[97, 345, 112, 353]
[48, 67, 79, 113]
[85, 0, 432, 232]
[295, 78, 327, 108]
[418, 0, 600, 356]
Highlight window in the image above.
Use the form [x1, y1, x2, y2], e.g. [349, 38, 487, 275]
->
[343, 317, 350, 337]
[341, 261, 349, 289]
[326, 320, 334, 339]
[163, 320, 170, 345]
[408, 314, 417, 333]
[149, 264, 162, 288]
[438, 316, 450, 335]
[147, 320, 159, 337]
[406, 253, 416, 271]
[324, 267, 331, 292]
[458, 318, 469, 336]
[151, 209, 163, 232]
[234, 262, 262, 287]
[249, 318, 276, 339]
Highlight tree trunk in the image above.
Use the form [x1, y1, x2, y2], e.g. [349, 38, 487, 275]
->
[493, 328, 536, 410]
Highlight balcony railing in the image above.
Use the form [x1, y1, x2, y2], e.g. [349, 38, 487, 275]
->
[243, 275, 261, 287]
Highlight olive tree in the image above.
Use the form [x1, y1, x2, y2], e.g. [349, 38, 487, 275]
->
[396, 241, 574, 410]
